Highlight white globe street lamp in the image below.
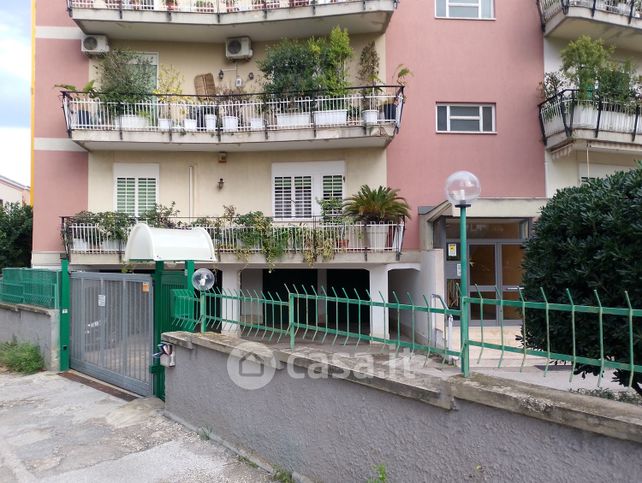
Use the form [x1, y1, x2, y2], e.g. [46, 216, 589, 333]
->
[444, 171, 481, 376]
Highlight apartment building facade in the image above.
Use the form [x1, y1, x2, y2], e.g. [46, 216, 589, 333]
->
[33, 1, 640, 343]
[0, 175, 30, 207]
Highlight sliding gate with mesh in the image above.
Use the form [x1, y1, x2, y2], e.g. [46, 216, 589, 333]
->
[70, 272, 154, 396]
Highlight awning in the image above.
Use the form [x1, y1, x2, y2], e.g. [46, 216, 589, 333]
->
[124, 223, 216, 262]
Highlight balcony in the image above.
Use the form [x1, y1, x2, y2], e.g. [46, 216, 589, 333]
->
[539, 89, 642, 155]
[66, 0, 399, 42]
[62, 86, 404, 151]
[538, 1, 642, 51]
[61, 216, 405, 265]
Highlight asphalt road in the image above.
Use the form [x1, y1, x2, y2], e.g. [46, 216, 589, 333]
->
[0, 371, 271, 482]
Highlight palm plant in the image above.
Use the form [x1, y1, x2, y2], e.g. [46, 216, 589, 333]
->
[342, 185, 411, 223]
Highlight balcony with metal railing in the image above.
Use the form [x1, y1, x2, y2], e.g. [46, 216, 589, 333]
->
[538, 1, 642, 51]
[66, 0, 399, 42]
[61, 216, 406, 265]
[539, 89, 642, 153]
[62, 86, 404, 151]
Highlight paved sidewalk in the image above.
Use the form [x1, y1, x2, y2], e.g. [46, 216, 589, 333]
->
[0, 371, 270, 482]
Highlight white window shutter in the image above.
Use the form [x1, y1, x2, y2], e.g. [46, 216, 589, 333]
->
[274, 176, 292, 219]
[116, 177, 136, 216]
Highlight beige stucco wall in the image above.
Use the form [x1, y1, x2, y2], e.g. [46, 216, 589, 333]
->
[91, 33, 386, 95]
[87, 147, 387, 216]
[0, 182, 29, 205]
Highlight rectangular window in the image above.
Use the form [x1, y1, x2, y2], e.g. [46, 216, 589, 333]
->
[436, 0, 494, 19]
[436, 104, 495, 133]
[114, 164, 159, 217]
[272, 162, 345, 220]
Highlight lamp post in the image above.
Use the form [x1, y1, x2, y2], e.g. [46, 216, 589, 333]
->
[445, 171, 481, 377]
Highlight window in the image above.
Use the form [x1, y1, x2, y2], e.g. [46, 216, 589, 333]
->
[272, 162, 345, 220]
[131, 52, 159, 90]
[436, 0, 494, 19]
[113, 164, 159, 217]
[436, 104, 495, 133]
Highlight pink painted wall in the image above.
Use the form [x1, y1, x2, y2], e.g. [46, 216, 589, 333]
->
[33, 0, 89, 253]
[386, 0, 545, 250]
[37, 0, 78, 27]
[32, 152, 88, 252]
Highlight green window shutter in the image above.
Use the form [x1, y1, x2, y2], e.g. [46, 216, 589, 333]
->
[116, 177, 136, 216]
[137, 177, 157, 216]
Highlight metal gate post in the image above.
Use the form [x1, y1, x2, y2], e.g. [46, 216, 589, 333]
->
[184, 260, 195, 289]
[59, 258, 71, 372]
[152, 261, 165, 398]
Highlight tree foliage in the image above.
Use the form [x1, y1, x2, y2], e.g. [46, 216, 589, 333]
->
[95, 49, 155, 104]
[521, 166, 642, 394]
[0, 203, 32, 270]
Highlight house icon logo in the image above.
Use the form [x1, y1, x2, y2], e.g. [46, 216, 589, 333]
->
[227, 342, 276, 390]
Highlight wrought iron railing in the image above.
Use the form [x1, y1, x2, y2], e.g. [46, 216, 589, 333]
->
[67, 0, 398, 16]
[538, 0, 642, 26]
[61, 216, 405, 259]
[61, 86, 404, 135]
[538, 89, 642, 145]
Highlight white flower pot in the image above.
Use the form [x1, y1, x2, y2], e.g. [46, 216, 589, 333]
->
[183, 118, 197, 131]
[366, 224, 389, 252]
[314, 109, 348, 126]
[362, 109, 379, 125]
[117, 114, 148, 130]
[100, 240, 120, 252]
[205, 114, 218, 132]
[572, 105, 597, 128]
[223, 115, 239, 132]
[276, 113, 311, 128]
[72, 238, 89, 252]
[249, 117, 264, 130]
[158, 118, 172, 130]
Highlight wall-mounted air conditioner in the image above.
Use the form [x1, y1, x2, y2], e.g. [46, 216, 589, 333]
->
[225, 37, 253, 60]
[81, 35, 110, 56]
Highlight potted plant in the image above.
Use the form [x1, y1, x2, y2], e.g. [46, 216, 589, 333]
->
[383, 64, 412, 122]
[318, 197, 348, 250]
[96, 49, 155, 130]
[216, 86, 245, 132]
[195, 0, 214, 12]
[154, 64, 184, 131]
[66, 210, 99, 252]
[55, 80, 98, 128]
[258, 38, 321, 128]
[253, 0, 279, 9]
[357, 41, 382, 125]
[226, 0, 239, 12]
[164, 0, 178, 11]
[313, 27, 353, 127]
[342, 185, 410, 252]
[141, 202, 180, 228]
[96, 211, 132, 251]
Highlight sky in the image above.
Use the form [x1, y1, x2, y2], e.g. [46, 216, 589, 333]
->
[0, 1, 31, 187]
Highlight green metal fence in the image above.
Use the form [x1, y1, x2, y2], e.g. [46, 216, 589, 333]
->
[170, 286, 642, 387]
[171, 288, 462, 360]
[0, 268, 60, 309]
[465, 289, 642, 387]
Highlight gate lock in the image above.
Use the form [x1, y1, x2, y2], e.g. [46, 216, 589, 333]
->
[153, 343, 175, 367]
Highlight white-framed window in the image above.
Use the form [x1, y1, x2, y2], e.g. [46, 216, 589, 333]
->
[131, 52, 159, 89]
[272, 161, 345, 220]
[435, 0, 494, 19]
[113, 163, 159, 217]
[436, 104, 496, 133]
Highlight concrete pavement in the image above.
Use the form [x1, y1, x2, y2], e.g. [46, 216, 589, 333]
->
[0, 371, 271, 482]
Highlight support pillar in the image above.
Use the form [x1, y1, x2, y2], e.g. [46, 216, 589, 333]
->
[368, 265, 389, 342]
[221, 267, 241, 334]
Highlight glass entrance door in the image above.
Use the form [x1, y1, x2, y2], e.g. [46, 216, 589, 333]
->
[468, 243, 524, 325]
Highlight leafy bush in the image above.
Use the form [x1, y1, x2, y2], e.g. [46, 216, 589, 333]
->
[0, 341, 44, 374]
[521, 166, 642, 395]
[0, 203, 32, 271]
[96, 49, 156, 105]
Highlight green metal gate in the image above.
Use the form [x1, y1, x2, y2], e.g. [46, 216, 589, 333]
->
[152, 264, 187, 399]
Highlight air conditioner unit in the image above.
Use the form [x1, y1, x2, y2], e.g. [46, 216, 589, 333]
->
[225, 37, 253, 60]
[81, 35, 110, 56]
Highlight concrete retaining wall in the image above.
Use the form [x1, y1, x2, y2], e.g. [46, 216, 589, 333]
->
[163, 332, 642, 483]
[0, 302, 59, 371]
